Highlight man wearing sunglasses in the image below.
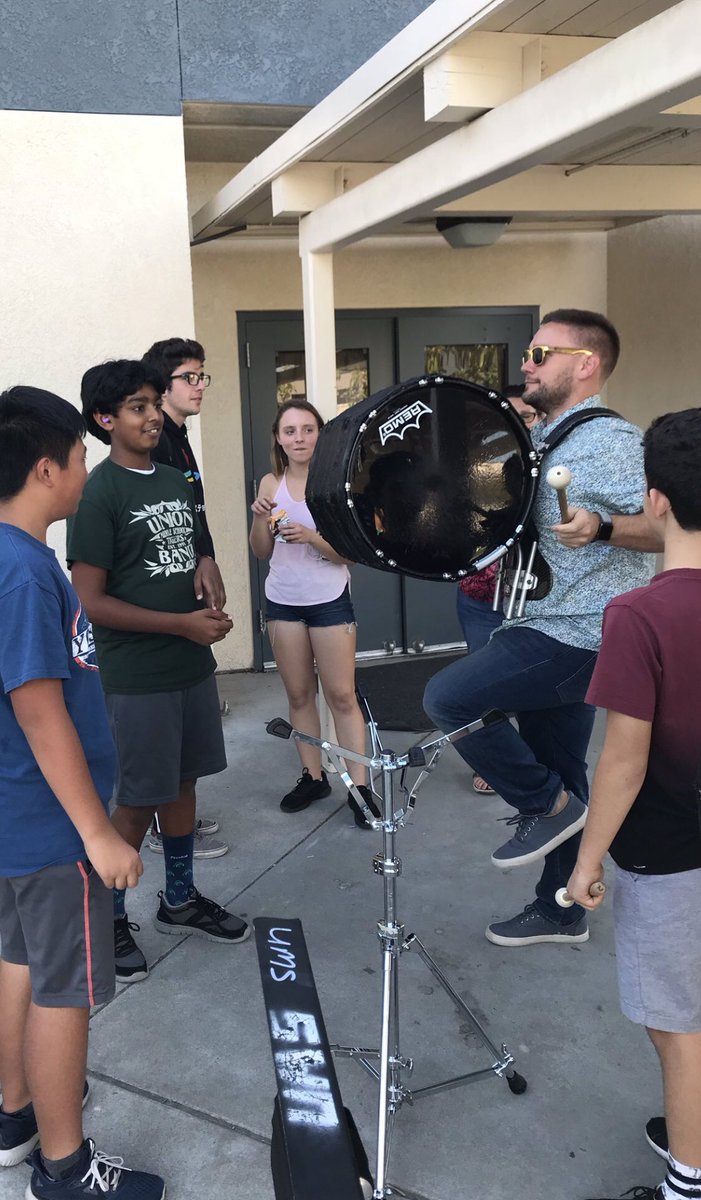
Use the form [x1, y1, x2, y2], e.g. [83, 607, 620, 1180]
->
[142, 337, 228, 860]
[425, 308, 660, 948]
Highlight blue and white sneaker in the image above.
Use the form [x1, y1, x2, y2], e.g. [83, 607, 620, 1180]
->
[0, 1104, 39, 1168]
[491, 793, 587, 869]
[0, 1082, 90, 1168]
[25, 1139, 165, 1198]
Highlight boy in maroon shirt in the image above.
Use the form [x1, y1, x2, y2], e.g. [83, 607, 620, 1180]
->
[569, 409, 701, 1200]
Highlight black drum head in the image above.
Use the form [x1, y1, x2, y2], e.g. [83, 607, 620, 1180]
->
[307, 375, 537, 582]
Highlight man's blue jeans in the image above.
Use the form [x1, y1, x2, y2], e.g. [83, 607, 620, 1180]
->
[423, 626, 597, 925]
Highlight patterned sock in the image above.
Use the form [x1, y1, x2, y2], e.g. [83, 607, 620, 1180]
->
[113, 887, 126, 919]
[662, 1154, 701, 1198]
[162, 832, 194, 907]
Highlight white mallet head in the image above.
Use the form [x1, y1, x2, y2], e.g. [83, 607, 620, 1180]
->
[546, 465, 572, 491]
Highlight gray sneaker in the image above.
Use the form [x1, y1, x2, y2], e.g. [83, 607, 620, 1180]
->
[148, 827, 228, 858]
[114, 916, 149, 981]
[491, 793, 587, 869]
[485, 904, 589, 947]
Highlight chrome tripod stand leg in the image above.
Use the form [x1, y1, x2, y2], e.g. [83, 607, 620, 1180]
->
[404, 933, 526, 1097]
[374, 944, 394, 1198]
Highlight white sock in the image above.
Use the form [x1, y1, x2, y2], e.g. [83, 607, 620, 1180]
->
[661, 1153, 701, 1199]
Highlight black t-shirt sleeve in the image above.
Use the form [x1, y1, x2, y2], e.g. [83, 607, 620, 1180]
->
[151, 430, 175, 468]
[195, 511, 216, 561]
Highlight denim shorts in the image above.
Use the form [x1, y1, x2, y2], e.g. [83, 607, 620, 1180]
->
[266, 585, 356, 628]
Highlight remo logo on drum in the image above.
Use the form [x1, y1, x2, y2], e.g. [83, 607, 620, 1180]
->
[378, 400, 432, 446]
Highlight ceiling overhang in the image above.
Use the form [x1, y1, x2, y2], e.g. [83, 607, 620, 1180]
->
[190, 0, 701, 246]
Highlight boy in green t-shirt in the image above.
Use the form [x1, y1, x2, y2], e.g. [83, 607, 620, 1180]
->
[68, 360, 250, 983]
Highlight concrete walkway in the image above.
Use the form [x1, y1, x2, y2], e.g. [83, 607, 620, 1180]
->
[1, 668, 664, 1200]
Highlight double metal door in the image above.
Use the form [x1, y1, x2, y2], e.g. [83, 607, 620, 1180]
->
[240, 307, 536, 668]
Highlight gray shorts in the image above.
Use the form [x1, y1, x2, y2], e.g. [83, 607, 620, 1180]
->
[106, 673, 227, 808]
[614, 864, 701, 1033]
[0, 861, 115, 1008]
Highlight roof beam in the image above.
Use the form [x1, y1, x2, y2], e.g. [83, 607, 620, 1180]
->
[423, 32, 609, 124]
[271, 163, 384, 218]
[434, 165, 701, 218]
[300, 0, 701, 254]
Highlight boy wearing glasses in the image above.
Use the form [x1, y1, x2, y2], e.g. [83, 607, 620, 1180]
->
[143, 338, 228, 859]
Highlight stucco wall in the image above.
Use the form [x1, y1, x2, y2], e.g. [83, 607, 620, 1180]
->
[1, 0, 434, 113]
[607, 215, 701, 426]
[1, 110, 197, 565]
[188, 161, 609, 670]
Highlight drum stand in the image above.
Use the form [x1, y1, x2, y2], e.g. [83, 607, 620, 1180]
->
[266, 694, 527, 1200]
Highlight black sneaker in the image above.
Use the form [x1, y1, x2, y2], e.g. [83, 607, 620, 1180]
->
[347, 785, 382, 830]
[0, 1083, 91, 1168]
[584, 1189, 662, 1199]
[114, 917, 148, 983]
[645, 1117, 669, 1160]
[0, 1102, 38, 1168]
[280, 768, 332, 812]
[154, 888, 250, 944]
[26, 1138, 165, 1198]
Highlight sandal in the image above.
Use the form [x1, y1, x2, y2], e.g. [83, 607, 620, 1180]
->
[472, 773, 496, 795]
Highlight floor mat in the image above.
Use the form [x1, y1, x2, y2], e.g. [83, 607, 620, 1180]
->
[355, 651, 464, 732]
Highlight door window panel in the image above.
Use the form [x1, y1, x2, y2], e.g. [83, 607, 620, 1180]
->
[275, 349, 369, 414]
[425, 344, 506, 391]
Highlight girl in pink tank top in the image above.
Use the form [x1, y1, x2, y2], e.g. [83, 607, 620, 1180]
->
[250, 400, 379, 828]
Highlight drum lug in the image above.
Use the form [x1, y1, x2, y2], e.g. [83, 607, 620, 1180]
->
[411, 639, 425, 654]
[383, 640, 396, 655]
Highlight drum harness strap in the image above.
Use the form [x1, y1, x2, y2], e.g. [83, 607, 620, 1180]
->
[499, 407, 624, 616]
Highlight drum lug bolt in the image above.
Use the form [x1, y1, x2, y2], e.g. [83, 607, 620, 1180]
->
[411, 639, 425, 653]
[374, 853, 402, 877]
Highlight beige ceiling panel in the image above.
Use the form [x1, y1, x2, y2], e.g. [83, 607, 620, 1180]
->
[479, 0, 680, 36]
[597, 0, 682, 36]
[320, 86, 429, 162]
[504, 0, 610, 34]
[184, 126, 295, 162]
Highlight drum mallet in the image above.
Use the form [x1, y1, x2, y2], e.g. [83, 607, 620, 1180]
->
[556, 882, 606, 908]
[546, 465, 572, 523]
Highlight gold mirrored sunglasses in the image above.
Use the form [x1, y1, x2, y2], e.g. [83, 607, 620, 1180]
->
[522, 346, 594, 366]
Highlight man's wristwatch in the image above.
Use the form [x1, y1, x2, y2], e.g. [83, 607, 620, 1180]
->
[592, 512, 614, 543]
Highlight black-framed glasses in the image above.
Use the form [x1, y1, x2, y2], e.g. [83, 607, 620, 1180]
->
[170, 371, 211, 387]
[522, 346, 593, 367]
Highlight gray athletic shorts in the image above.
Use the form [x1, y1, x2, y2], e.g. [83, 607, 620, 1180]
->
[106, 673, 227, 808]
[614, 864, 701, 1033]
[0, 861, 115, 1008]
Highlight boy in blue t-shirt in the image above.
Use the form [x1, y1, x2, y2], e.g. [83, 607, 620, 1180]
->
[0, 387, 164, 1198]
[67, 360, 249, 984]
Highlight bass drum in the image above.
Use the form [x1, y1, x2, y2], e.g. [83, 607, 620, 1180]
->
[307, 374, 538, 582]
